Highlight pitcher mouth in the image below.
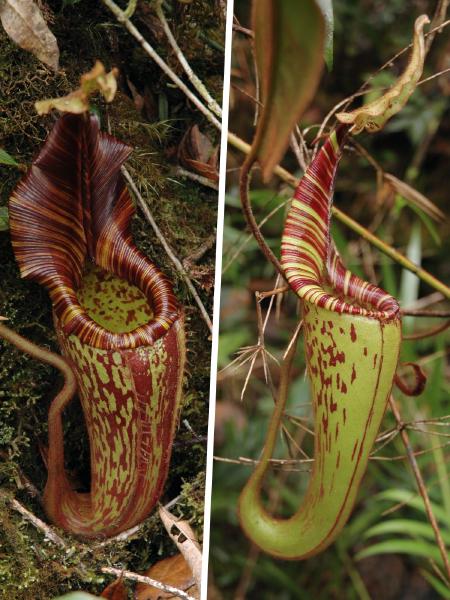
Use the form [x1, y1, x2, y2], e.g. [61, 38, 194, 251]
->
[8, 114, 181, 350]
[50, 250, 180, 350]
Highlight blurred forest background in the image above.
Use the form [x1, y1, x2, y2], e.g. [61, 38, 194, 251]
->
[211, 1, 450, 599]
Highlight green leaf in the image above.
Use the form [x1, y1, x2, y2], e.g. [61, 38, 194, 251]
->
[317, 0, 333, 69]
[356, 539, 448, 566]
[421, 569, 450, 599]
[0, 207, 9, 231]
[252, 0, 325, 181]
[409, 204, 441, 247]
[364, 518, 450, 546]
[0, 148, 19, 167]
[375, 488, 448, 524]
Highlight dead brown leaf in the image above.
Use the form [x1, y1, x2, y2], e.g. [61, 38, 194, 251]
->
[178, 125, 219, 183]
[0, 0, 59, 71]
[384, 173, 446, 222]
[135, 554, 198, 600]
[101, 576, 127, 600]
[159, 506, 202, 593]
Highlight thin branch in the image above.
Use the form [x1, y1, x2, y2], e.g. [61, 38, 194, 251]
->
[154, 0, 222, 118]
[101, 567, 196, 600]
[222, 198, 288, 274]
[122, 167, 213, 332]
[404, 292, 445, 310]
[101, 0, 221, 129]
[401, 308, 450, 318]
[388, 396, 450, 580]
[403, 320, 450, 340]
[419, 66, 450, 85]
[425, 0, 450, 53]
[94, 524, 142, 548]
[123, 0, 137, 19]
[0, 492, 68, 549]
[174, 167, 219, 190]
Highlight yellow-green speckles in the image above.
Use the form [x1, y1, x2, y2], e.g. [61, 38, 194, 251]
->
[96, 362, 110, 384]
[77, 265, 154, 333]
[112, 351, 122, 365]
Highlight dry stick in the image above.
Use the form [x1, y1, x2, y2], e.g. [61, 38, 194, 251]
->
[174, 167, 219, 190]
[230, 133, 450, 299]
[101, 567, 196, 600]
[388, 396, 450, 580]
[425, 0, 450, 53]
[403, 320, 450, 340]
[420, 66, 450, 85]
[101, 0, 221, 130]
[94, 524, 142, 548]
[154, 0, 222, 118]
[214, 440, 450, 469]
[122, 167, 213, 332]
[223, 200, 288, 274]
[0, 492, 68, 549]
[183, 234, 217, 268]
[401, 308, 450, 318]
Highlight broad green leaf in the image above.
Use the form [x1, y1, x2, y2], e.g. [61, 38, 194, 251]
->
[356, 539, 448, 566]
[252, 0, 325, 181]
[0, 207, 9, 231]
[317, 0, 333, 69]
[0, 148, 19, 167]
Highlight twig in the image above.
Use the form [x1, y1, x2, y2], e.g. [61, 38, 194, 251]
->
[401, 309, 450, 317]
[402, 320, 450, 340]
[123, 0, 137, 19]
[101, 567, 196, 600]
[0, 492, 68, 550]
[222, 197, 288, 274]
[388, 396, 450, 580]
[122, 167, 213, 332]
[174, 167, 219, 190]
[101, 0, 221, 129]
[404, 292, 445, 310]
[94, 524, 142, 548]
[419, 66, 450, 85]
[233, 22, 254, 38]
[183, 234, 216, 269]
[425, 0, 450, 53]
[290, 131, 307, 172]
[155, 0, 222, 118]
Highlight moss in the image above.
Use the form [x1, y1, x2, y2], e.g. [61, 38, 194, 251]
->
[0, 0, 221, 594]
